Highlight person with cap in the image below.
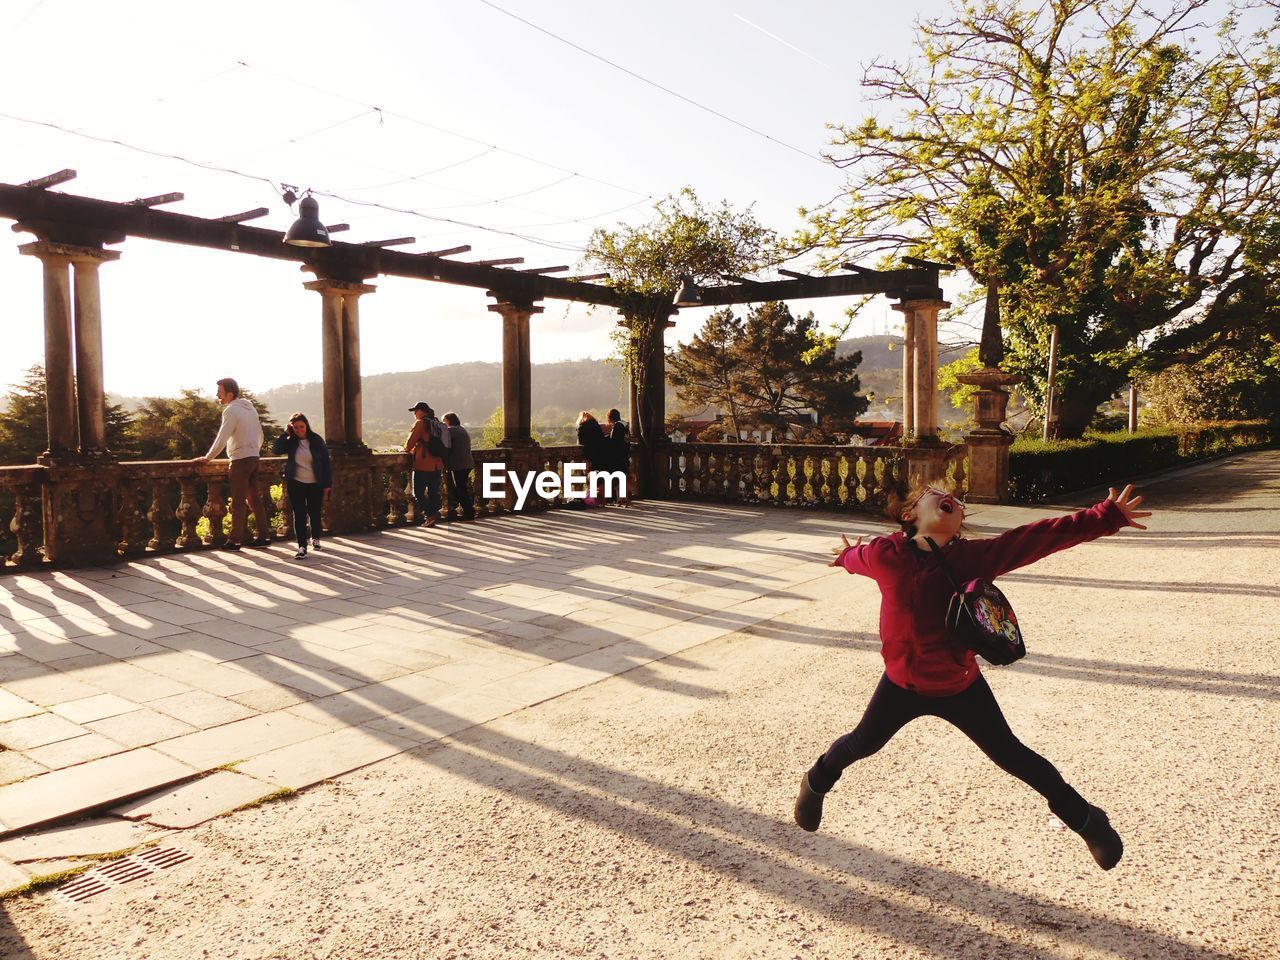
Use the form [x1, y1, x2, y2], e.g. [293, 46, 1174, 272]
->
[404, 401, 449, 527]
[441, 411, 475, 521]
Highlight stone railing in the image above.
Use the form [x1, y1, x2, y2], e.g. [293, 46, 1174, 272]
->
[0, 444, 646, 573]
[661, 441, 969, 513]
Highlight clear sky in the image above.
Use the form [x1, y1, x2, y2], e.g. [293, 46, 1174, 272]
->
[1, 0, 957, 399]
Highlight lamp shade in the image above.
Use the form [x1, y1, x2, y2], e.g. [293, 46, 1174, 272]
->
[284, 195, 331, 248]
[674, 274, 703, 308]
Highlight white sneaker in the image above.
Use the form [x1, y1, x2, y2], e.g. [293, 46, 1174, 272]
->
[312, 539, 322, 550]
[294, 547, 307, 560]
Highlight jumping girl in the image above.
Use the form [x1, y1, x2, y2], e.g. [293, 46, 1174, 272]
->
[794, 482, 1152, 870]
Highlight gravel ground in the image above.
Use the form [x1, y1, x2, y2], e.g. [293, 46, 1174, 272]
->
[2, 451, 1276, 960]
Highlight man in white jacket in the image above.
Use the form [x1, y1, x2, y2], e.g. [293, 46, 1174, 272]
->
[194, 378, 269, 550]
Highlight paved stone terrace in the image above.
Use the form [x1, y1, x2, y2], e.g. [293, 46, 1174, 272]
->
[0, 500, 837, 879]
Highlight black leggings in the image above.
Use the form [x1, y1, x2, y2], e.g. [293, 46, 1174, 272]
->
[811, 673, 1088, 828]
[287, 479, 324, 547]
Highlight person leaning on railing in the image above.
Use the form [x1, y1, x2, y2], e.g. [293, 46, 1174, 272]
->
[193, 377, 268, 551]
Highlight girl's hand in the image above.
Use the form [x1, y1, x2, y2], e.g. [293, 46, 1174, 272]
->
[829, 533, 864, 566]
[1108, 484, 1152, 530]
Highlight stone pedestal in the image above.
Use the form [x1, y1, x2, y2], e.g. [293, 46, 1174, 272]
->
[902, 439, 948, 489]
[39, 463, 120, 567]
[325, 450, 376, 534]
[956, 367, 1022, 503]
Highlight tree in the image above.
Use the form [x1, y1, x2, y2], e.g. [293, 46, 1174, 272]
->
[1140, 334, 1280, 424]
[669, 301, 869, 441]
[801, 0, 1280, 437]
[583, 188, 779, 460]
[133, 389, 277, 460]
[0, 365, 137, 465]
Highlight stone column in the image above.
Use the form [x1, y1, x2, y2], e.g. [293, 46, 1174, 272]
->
[70, 248, 121, 457]
[487, 298, 542, 447]
[20, 242, 77, 461]
[305, 281, 347, 446]
[895, 298, 949, 442]
[303, 278, 375, 535]
[341, 286, 374, 450]
[893, 304, 916, 438]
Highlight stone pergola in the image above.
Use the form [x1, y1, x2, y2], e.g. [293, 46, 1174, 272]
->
[0, 175, 1010, 565]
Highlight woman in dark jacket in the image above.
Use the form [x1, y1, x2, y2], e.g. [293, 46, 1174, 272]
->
[576, 411, 606, 504]
[271, 413, 332, 559]
[602, 408, 630, 505]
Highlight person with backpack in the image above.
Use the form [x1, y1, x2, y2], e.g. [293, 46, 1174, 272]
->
[404, 401, 449, 528]
[794, 480, 1152, 871]
[441, 412, 475, 521]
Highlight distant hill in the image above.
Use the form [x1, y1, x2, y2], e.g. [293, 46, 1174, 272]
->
[109, 334, 967, 440]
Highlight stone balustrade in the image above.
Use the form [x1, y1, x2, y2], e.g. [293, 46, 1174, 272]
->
[0, 441, 968, 573]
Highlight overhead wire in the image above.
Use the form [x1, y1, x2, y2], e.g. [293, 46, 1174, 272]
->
[0, 110, 593, 253]
[473, 0, 825, 165]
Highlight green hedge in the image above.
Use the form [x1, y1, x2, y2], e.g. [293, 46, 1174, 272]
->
[1008, 421, 1273, 502]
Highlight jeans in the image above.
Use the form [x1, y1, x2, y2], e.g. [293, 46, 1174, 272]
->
[413, 470, 441, 520]
[445, 468, 474, 518]
[810, 672, 1089, 828]
[228, 457, 271, 545]
[287, 479, 324, 547]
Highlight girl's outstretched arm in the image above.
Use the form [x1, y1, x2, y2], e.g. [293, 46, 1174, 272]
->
[830, 533, 887, 577]
[965, 484, 1152, 579]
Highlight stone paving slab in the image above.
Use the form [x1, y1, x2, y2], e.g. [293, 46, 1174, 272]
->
[0, 817, 158, 864]
[112, 771, 279, 828]
[236, 727, 419, 789]
[0, 748, 196, 833]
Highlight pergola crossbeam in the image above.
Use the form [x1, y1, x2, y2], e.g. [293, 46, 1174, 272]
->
[325, 223, 350, 234]
[215, 207, 269, 223]
[23, 169, 77, 190]
[467, 257, 524, 267]
[518, 265, 569, 274]
[360, 236, 415, 247]
[131, 193, 184, 207]
[423, 245, 471, 258]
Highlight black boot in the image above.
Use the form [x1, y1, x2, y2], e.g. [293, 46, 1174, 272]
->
[1075, 805, 1123, 870]
[793, 773, 827, 832]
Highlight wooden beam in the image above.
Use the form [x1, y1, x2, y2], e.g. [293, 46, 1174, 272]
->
[568, 272, 608, 282]
[466, 257, 524, 267]
[902, 255, 955, 272]
[0, 182, 946, 308]
[719, 273, 757, 284]
[360, 236, 415, 247]
[325, 223, 350, 234]
[778, 268, 811, 280]
[22, 170, 77, 190]
[131, 193, 184, 207]
[519, 265, 569, 274]
[423, 244, 471, 258]
[215, 207, 269, 223]
[841, 262, 876, 274]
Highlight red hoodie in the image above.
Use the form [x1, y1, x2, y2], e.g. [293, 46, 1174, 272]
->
[838, 498, 1129, 696]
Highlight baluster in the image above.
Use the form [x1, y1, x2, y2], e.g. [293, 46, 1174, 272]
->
[726, 451, 741, 502]
[275, 480, 294, 541]
[257, 475, 278, 541]
[203, 476, 228, 547]
[950, 448, 968, 499]
[705, 451, 719, 498]
[175, 476, 202, 548]
[116, 479, 145, 555]
[9, 484, 43, 567]
[147, 479, 177, 551]
[386, 464, 408, 526]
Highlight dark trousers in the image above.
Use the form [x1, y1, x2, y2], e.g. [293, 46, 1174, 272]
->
[810, 673, 1089, 828]
[287, 479, 324, 547]
[413, 470, 441, 520]
[445, 468, 474, 518]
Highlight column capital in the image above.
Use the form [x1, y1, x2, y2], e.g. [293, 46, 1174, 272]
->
[303, 278, 376, 296]
[892, 298, 951, 313]
[486, 296, 544, 317]
[19, 241, 121, 264]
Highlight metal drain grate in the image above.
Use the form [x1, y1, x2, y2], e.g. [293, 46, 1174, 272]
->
[57, 847, 193, 904]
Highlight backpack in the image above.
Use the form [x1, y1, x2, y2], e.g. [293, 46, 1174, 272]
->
[423, 420, 447, 459]
[924, 537, 1026, 666]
